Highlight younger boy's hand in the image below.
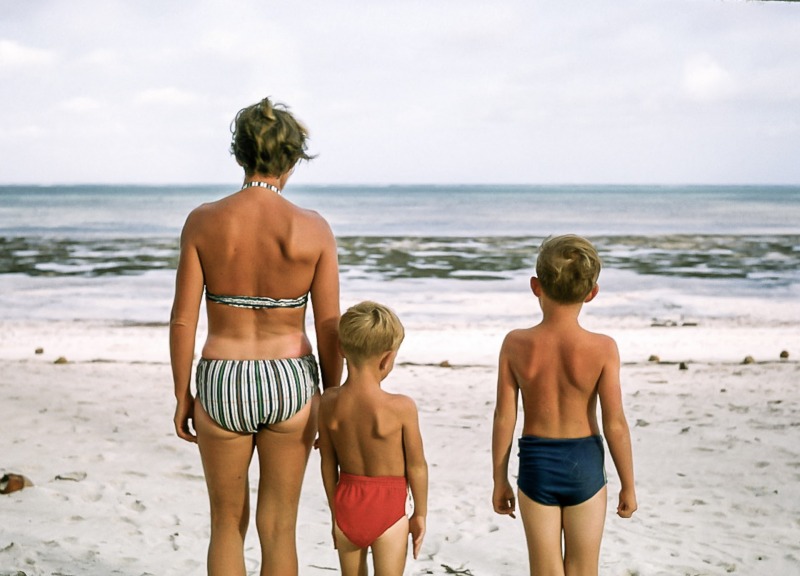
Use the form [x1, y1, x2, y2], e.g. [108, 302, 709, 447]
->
[409, 514, 426, 559]
[617, 488, 638, 518]
[492, 480, 516, 518]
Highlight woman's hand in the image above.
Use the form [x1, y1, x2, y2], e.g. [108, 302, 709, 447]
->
[174, 395, 197, 443]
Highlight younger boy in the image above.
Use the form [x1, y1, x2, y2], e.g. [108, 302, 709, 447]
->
[492, 235, 637, 576]
[319, 301, 428, 576]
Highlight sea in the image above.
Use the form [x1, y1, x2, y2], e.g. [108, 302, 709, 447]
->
[1, 184, 799, 336]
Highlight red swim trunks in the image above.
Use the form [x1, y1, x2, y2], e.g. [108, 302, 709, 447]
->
[334, 472, 408, 549]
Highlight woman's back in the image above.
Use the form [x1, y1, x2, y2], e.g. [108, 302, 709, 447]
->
[184, 185, 335, 360]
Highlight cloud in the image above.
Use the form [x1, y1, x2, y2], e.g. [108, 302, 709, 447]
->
[134, 88, 199, 106]
[0, 39, 56, 69]
[59, 97, 103, 113]
[683, 53, 735, 102]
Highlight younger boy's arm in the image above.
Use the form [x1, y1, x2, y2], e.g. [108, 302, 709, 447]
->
[597, 337, 637, 518]
[317, 396, 340, 546]
[402, 396, 428, 559]
[492, 334, 519, 518]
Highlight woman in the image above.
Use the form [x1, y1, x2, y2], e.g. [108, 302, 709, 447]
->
[170, 97, 342, 575]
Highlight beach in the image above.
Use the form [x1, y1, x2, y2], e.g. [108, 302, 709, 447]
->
[1, 316, 799, 576]
[1, 184, 799, 575]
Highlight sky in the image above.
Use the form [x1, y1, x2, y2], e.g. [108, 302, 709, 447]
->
[1, 0, 799, 185]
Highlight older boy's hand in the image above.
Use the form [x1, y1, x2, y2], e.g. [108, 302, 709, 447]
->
[492, 480, 516, 518]
[617, 488, 638, 518]
[409, 514, 426, 559]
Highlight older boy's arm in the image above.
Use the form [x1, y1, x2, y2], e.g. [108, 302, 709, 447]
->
[402, 397, 428, 559]
[492, 338, 519, 518]
[317, 399, 340, 546]
[598, 338, 637, 518]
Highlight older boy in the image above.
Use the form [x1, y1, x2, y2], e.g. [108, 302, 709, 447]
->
[319, 301, 428, 576]
[492, 235, 637, 576]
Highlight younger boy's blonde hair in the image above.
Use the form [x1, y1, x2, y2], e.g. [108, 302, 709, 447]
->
[339, 301, 405, 364]
[535, 235, 601, 304]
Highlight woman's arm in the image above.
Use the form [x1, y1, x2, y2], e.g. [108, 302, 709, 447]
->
[169, 211, 205, 443]
[310, 219, 342, 390]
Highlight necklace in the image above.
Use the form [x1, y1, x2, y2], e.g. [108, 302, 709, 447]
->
[241, 181, 281, 194]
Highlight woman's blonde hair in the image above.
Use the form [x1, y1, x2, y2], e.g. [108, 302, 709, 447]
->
[230, 97, 314, 177]
[535, 235, 601, 303]
[339, 301, 405, 364]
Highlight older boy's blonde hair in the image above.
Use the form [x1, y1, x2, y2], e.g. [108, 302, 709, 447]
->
[339, 301, 405, 364]
[535, 235, 601, 304]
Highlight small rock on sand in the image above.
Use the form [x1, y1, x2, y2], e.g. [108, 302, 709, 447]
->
[648, 354, 660, 363]
[54, 356, 68, 364]
[742, 355, 755, 365]
[679, 362, 688, 370]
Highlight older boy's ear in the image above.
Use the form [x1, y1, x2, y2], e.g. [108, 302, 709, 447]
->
[530, 277, 542, 296]
[585, 284, 600, 303]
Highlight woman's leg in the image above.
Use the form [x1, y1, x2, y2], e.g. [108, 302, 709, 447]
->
[561, 487, 606, 576]
[518, 489, 566, 576]
[195, 400, 255, 576]
[254, 397, 318, 576]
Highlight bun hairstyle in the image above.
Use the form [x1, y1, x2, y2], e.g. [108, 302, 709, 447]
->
[230, 97, 314, 177]
[535, 235, 601, 304]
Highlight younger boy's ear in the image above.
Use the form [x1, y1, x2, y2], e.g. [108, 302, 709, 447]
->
[585, 284, 600, 303]
[378, 349, 397, 371]
[530, 277, 542, 296]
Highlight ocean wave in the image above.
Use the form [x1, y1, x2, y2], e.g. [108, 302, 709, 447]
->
[1, 234, 799, 286]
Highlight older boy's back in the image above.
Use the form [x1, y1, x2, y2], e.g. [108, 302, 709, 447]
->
[503, 322, 619, 439]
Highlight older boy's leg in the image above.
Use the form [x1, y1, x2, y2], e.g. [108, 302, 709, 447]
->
[334, 523, 369, 576]
[195, 401, 254, 576]
[370, 515, 410, 576]
[561, 487, 606, 576]
[254, 398, 318, 576]
[518, 490, 566, 576]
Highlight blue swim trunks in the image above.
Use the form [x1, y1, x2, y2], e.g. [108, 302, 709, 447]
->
[517, 435, 607, 507]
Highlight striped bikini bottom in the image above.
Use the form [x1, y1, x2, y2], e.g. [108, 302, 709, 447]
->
[195, 355, 319, 433]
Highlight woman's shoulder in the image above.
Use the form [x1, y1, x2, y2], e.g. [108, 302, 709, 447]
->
[288, 203, 335, 241]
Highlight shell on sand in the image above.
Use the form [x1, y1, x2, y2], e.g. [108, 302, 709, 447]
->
[0, 473, 34, 495]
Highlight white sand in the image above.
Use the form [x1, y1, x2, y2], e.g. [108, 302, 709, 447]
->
[1, 320, 799, 575]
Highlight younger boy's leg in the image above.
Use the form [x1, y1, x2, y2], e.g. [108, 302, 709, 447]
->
[561, 486, 606, 576]
[370, 515, 410, 576]
[518, 490, 566, 576]
[334, 523, 369, 576]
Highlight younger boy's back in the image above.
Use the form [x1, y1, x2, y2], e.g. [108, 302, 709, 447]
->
[321, 381, 417, 477]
